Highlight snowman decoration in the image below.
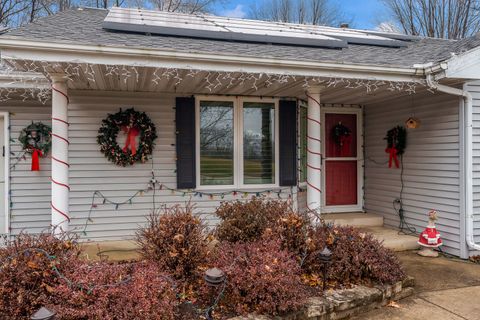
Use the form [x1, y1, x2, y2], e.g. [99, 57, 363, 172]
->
[417, 210, 442, 257]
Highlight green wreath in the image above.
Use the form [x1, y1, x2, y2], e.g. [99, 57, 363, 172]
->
[97, 108, 157, 166]
[384, 125, 407, 155]
[332, 122, 351, 146]
[18, 122, 52, 156]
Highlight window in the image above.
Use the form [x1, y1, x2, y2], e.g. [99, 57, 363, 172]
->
[199, 101, 234, 186]
[197, 97, 278, 188]
[243, 102, 275, 184]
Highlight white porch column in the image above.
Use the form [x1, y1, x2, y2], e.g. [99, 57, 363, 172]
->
[306, 86, 323, 214]
[50, 75, 70, 234]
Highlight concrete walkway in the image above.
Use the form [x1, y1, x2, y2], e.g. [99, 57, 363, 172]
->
[352, 251, 480, 320]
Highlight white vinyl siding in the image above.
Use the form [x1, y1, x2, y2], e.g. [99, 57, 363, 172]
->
[67, 91, 293, 241]
[465, 81, 480, 253]
[0, 100, 52, 235]
[364, 93, 462, 256]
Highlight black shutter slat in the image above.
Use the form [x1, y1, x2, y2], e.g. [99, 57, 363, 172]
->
[279, 100, 297, 186]
[176, 97, 196, 189]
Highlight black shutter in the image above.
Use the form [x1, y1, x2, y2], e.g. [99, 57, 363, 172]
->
[279, 100, 297, 186]
[176, 97, 196, 189]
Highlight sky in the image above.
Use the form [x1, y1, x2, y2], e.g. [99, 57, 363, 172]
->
[215, 0, 389, 30]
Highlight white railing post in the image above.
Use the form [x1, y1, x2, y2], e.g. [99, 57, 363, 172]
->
[306, 86, 323, 215]
[50, 75, 70, 235]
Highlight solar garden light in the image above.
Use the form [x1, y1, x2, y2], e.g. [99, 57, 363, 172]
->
[204, 267, 226, 287]
[204, 268, 226, 320]
[31, 307, 56, 320]
[319, 247, 332, 291]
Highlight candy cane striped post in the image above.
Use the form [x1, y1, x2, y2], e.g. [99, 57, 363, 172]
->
[306, 86, 323, 214]
[50, 75, 70, 235]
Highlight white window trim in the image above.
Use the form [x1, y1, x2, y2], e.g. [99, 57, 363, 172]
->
[0, 112, 10, 235]
[195, 96, 279, 190]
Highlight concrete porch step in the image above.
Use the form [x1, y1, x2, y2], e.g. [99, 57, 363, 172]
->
[322, 213, 419, 251]
[323, 212, 384, 227]
[359, 226, 419, 252]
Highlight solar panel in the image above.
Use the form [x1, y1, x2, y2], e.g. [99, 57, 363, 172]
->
[103, 7, 407, 48]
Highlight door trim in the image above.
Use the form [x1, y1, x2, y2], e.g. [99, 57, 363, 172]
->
[0, 112, 10, 234]
[321, 107, 364, 213]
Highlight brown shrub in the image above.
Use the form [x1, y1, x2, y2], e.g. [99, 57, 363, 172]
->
[0, 232, 81, 319]
[136, 204, 209, 280]
[49, 261, 177, 320]
[303, 224, 405, 286]
[205, 239, 308, 316]
[215, 197, 294, 243]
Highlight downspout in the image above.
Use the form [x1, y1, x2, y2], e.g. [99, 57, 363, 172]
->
[426, 74, 480, 253]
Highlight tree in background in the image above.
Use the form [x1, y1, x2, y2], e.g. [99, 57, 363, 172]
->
[148, 0, 219, 13]
[0, 0, 219, 28]
[383, 0, 480, 39]
[248, 0, 349, 27]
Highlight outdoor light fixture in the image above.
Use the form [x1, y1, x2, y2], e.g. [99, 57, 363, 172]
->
[204, 268, 227, 320]
[204, 267, 226, 287]
[319, 247, 332, 291]
[31, 307, 56, 320]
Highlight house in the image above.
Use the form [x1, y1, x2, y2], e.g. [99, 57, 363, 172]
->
[0, 7, 480, 259]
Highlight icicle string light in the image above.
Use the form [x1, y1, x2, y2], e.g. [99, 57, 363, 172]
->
[0, 59, 429, 104]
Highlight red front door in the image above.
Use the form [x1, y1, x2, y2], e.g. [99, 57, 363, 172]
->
[324, 112, 358, 207]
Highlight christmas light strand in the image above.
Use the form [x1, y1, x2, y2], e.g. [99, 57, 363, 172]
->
[81, 172, 295, 237]
[0, 58, 429, 105]
[50, 83, 70, 225]
[305, 93, 322, 212]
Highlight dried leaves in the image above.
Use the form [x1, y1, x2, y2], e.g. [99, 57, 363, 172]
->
[206, 240, 308, 316]
[0, 232, 81, 319]
[136, 203, 209, 281]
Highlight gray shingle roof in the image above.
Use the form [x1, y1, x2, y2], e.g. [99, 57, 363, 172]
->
[2, 7, 479, 69]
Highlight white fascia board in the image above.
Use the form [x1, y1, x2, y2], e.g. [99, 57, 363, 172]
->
[442, 46, 480, 80]
[0, 37, 424, 82]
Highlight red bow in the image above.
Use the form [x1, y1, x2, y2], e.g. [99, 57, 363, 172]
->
[31, 148, 43, 171]
[385, 147, 399, 168]
[339, 135, 352, 157]
[122, 126, 140, 155]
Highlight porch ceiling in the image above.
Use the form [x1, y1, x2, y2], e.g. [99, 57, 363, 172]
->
[1, 58, 464, 105]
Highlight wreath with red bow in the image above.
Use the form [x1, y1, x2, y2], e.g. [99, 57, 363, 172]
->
[18, 122, 51, 171]
[332, 122, 351, 147]
[97, 108, 157, 166]
[332, 122, 352, 156]
[384, 126, 406, 168]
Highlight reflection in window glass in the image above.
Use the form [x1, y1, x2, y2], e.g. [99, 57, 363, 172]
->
[200, 101, 234, 185]
[243, 102, 275, 184]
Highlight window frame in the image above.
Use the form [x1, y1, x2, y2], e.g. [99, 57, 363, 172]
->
[195, 96, 279, 190]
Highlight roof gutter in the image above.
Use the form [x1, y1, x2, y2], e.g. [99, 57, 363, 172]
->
[424, 72, 480, 255]
[0, 37, 424, 82]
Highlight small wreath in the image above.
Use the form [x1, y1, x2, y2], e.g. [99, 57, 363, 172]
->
[384, 125, 407, 168]
[332, 122, 351, 147]
[18, 122, 51, 171]
[384, 126, 407, 155]
[97, 108, 157, 166]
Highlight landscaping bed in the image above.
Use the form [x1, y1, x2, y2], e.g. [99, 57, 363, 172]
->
[0, 198, 408, 319]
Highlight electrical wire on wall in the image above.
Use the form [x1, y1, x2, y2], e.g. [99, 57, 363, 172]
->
[364, 155, 416, 236]
[393, 154, 417, 235]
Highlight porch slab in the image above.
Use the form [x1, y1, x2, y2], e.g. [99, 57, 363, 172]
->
[323, 212, 384, 227]
[79, 240, 140, 261]
[359, 226, 419, 252]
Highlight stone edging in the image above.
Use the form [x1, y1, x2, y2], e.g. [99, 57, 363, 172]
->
[229, 276, 415, 320]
